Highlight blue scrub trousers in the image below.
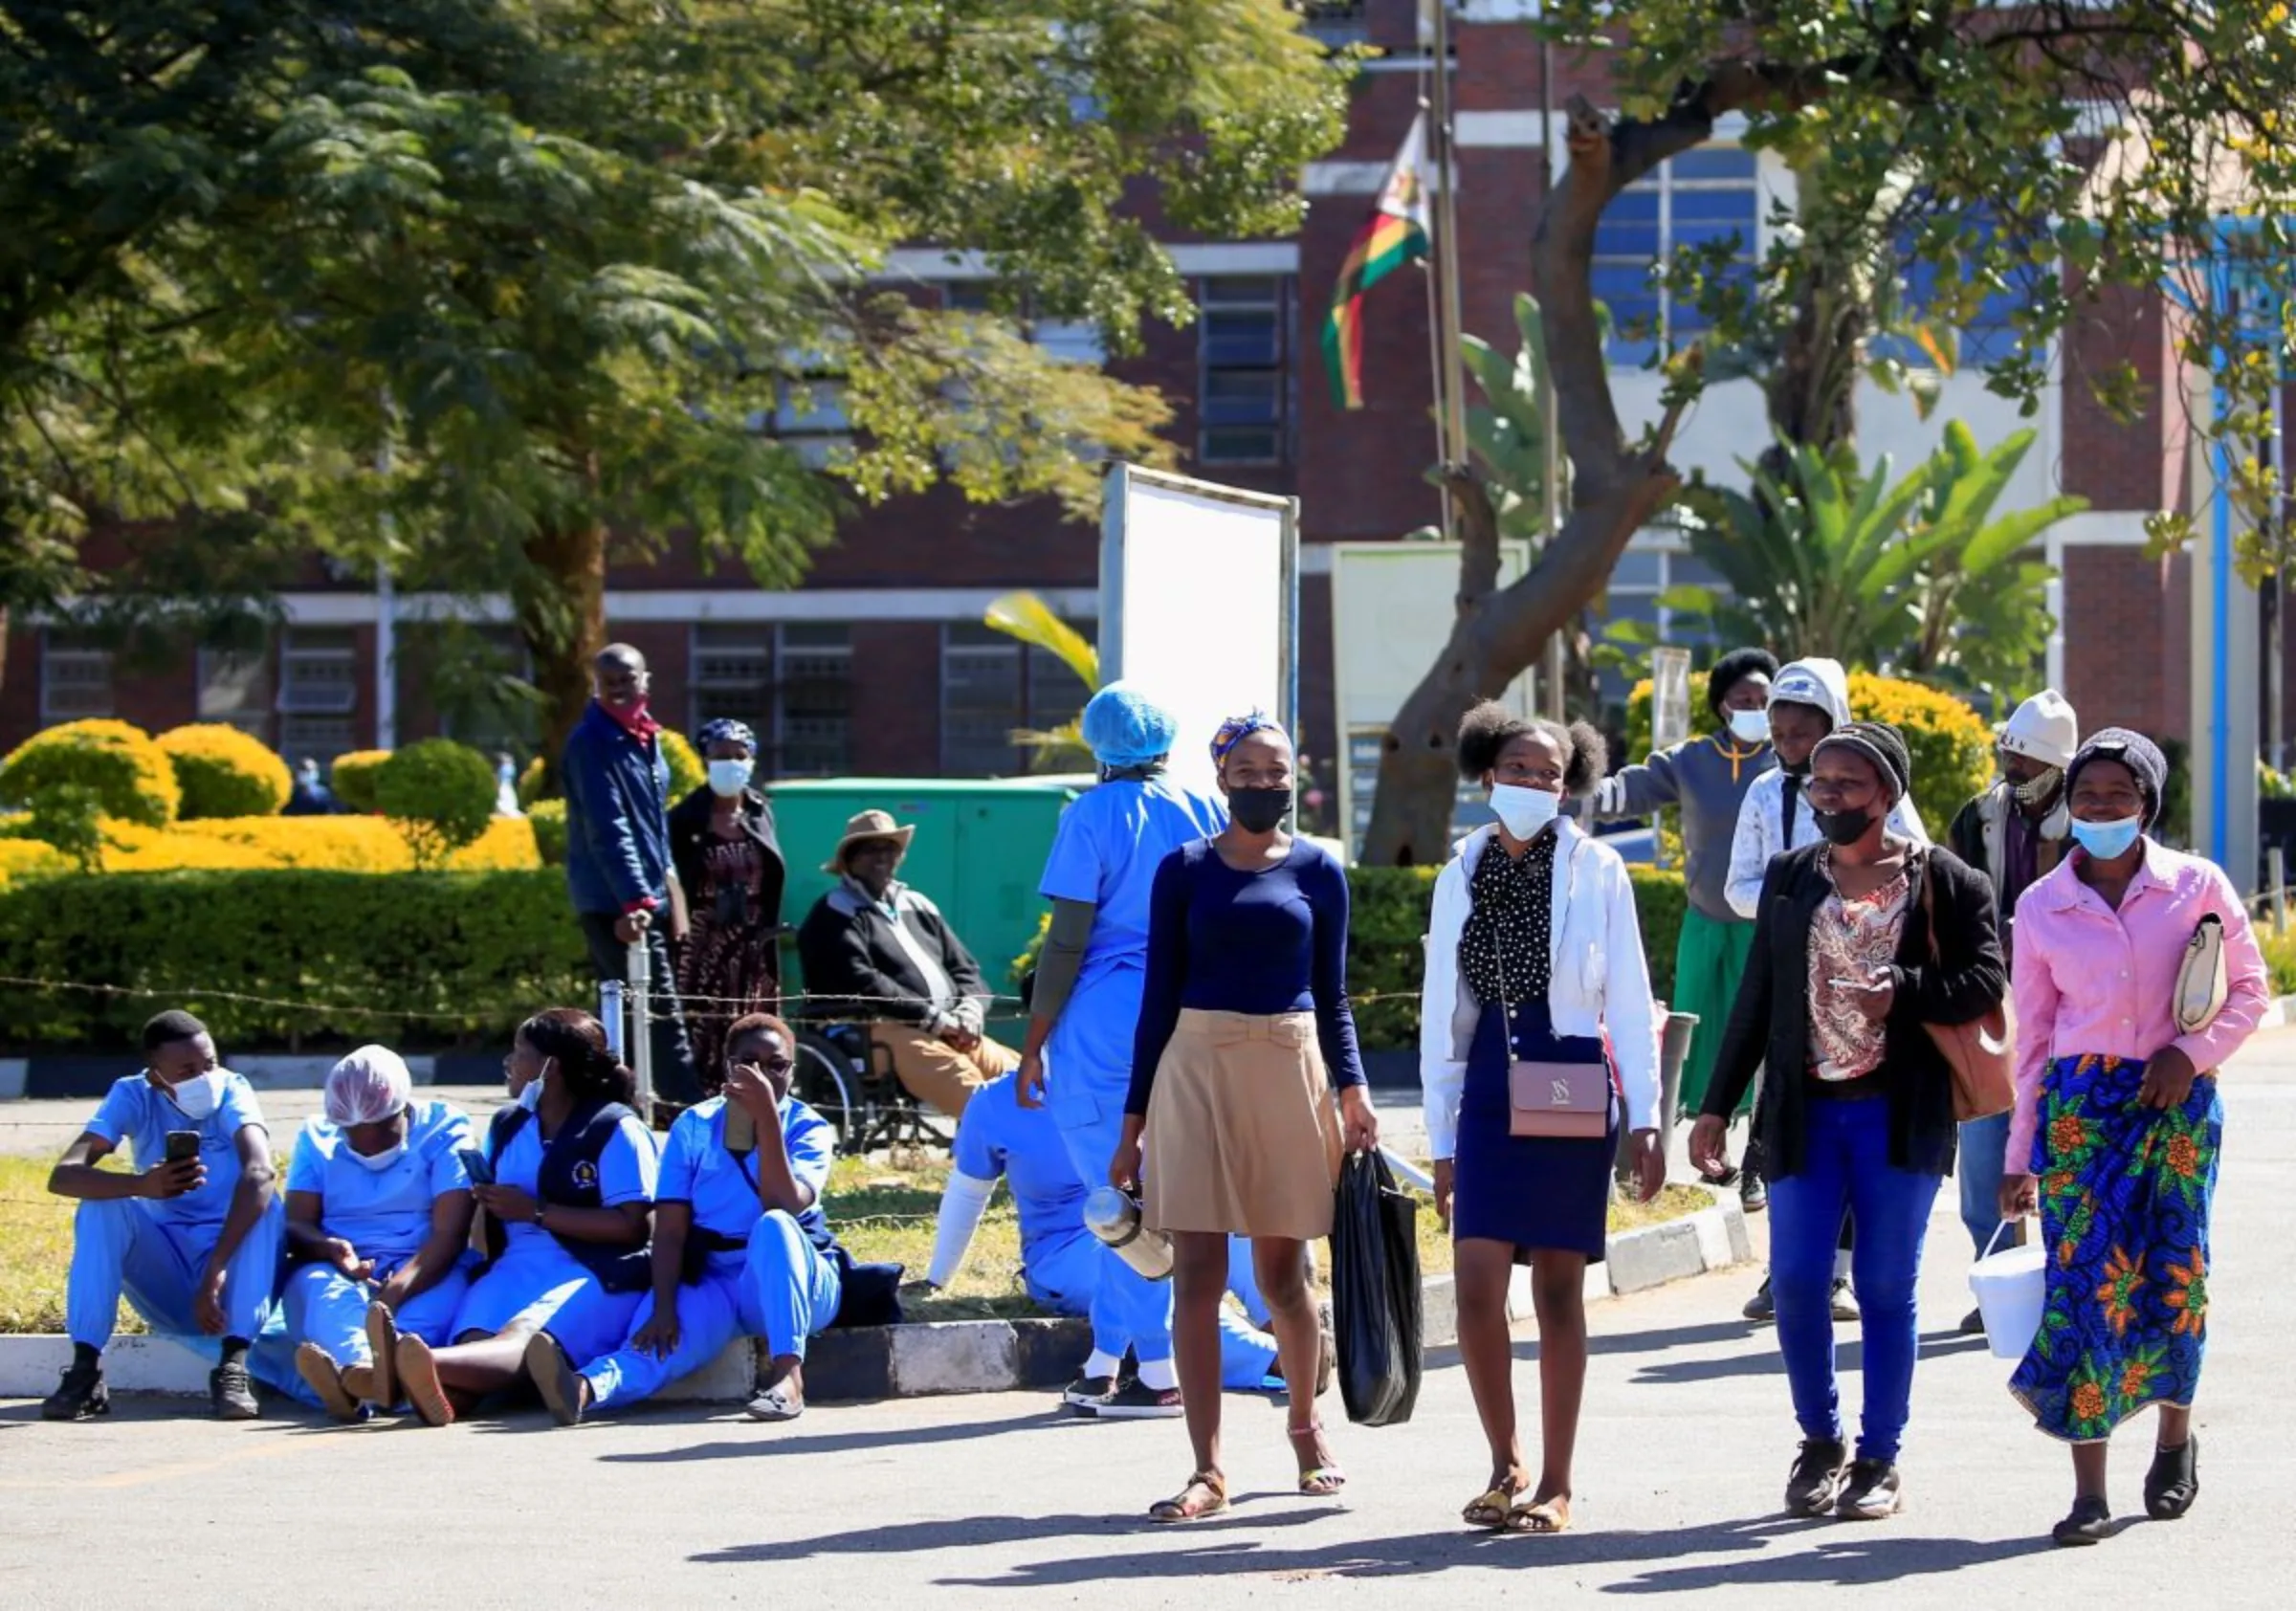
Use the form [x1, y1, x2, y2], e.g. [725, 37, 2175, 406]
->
[1768, 1097, 1942, 1465]
[1956, 1110, 2013, 1257]
[452, 1241, 644, 1365]
[1029, 1229, 1276, 1389]
[67, 1197, 283, 1350]
[582, 1211, 843, 1409]
[260, 1258, 472, 1407]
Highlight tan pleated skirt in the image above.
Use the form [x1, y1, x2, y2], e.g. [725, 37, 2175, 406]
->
[1142, 1008, 1344, 1241]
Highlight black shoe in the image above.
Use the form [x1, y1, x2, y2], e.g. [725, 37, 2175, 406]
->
[1061, 1373, 1117, 1412]
[1829, 1280, 1861, 1323]
[1742, 1277, 1777, 1324]
[2145, 1435, 2199, 1520]
[1087, 1378, 1183, 1420]
[1836, 1457, 1902, 1520]
[41, 1357, 109, 1423]
[2053, 1494, 2114, 1546]
[525, 1332, 588, 1427]
[210, 1356, 259, 1421]
[1958, 1306, 1987, 1336]
[1739, 1167, 1768, 1214]
[1785, 1437, 1850, 1517]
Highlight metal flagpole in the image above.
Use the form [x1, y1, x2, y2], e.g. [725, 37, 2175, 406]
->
[1539, 34, 1569, 721]
[1428, 0, 1468, 475]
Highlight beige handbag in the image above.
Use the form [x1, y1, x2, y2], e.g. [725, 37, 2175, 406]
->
[2174, 915, 2228, 1035]
[1917, 855, 2017, 1122]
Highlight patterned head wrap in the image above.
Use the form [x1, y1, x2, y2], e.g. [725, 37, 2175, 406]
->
[697, 718, 757, 752]
[1209, 711, 1288, 766]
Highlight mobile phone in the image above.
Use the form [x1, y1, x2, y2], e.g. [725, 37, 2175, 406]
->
[724, 1102, 756, 1153]
[165, 1130, 201, 1164]
[456, 1146, 495, 1187]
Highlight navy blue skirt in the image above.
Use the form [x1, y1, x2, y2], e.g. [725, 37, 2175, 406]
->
[1450, 1001, 1620, 1263]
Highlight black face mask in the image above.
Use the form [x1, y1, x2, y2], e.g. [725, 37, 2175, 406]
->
[1813, 806, 1874, 847]
[1228, 786, 1292, 834]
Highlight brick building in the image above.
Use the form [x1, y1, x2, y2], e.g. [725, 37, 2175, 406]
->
[0, 1, 2252, 801]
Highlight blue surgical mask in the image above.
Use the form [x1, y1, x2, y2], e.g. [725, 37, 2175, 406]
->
[707, 759, 754, 798]
[2070, 815, 2143, 861]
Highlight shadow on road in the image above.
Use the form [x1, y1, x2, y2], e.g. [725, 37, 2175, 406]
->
[603, 1407, 1087, 1463]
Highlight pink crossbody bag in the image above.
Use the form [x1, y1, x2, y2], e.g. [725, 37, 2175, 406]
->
[1499, 839, 1617, 1139]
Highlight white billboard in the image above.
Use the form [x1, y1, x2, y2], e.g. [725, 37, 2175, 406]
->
[1098, 465, 1297, 799]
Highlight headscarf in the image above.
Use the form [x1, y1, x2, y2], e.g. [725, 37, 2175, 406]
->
[697, 717, 757, 752]
[1209, 711, 1286, 766]
[1812, 720, 1911, 805]
[1080, 683, 1178, 769]
[324, 1046, 413, 1127]
[2065, 727, 2168, 828]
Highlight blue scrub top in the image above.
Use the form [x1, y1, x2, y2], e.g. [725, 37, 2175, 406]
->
[284, 1099, 475, 1266]
[657, 1094, 834, 1271]
[484, 1107, 659, 1254]
[1039, 775, 1226, 984]
[86, 1071, 268, 1228]
[950, 1072, 1087, 1263]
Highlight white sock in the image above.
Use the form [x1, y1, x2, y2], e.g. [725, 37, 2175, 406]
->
[1136, 1357, 1179, 1392]
[1082, 1350, 1122, 1380]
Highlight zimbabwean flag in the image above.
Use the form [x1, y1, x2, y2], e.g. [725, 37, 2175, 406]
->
[1322, 113, 1434, 410]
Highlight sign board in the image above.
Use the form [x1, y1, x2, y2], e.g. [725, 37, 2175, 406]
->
[1330, 541, 1535, 861]
[1651, 646, 1694, 753]
[1098, 465, 1298, 801]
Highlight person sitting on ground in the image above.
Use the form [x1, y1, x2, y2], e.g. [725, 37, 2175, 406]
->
[927, 1069, 1293, 1395]
[390, 1008, 657, 1426]
[42, 1010, 282, 1422]
[264, 1047, 478, 1422]
[797, 808, 1018, 1117]
[531, 1012, 851, 1426]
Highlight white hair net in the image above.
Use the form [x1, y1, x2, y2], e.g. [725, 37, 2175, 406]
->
[324, 1045, 413, 1127]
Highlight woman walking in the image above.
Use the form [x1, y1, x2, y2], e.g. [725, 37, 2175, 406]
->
[1112, 714, 1378, 1522]
[1999, 729, 2267, 1545]
[1691, 722, 2003, 1520]
[1424, 703, 1667, 1534]
[670, 719, 787, 1084]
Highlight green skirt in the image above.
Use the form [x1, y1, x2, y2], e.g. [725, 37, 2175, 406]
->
[1672, 908, 1755, 1117]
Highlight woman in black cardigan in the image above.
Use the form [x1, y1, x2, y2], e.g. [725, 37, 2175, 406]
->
[668, 720, 787, 1087]
[1691, 722, 2004, 1524]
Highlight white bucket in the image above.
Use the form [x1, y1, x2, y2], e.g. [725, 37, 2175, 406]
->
[1968, 1220, 2046, 1361]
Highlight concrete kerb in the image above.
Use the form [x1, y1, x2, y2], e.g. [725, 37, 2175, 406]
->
[0, 1185, 1751, 1404]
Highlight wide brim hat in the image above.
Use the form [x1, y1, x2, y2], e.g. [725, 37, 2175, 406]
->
[824, 808, 916, 873]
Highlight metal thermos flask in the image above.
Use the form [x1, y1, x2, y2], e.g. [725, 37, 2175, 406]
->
[1083, 1185, 1174, 1281]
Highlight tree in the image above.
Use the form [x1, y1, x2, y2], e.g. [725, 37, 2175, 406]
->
[1359, 5, 2296, 865]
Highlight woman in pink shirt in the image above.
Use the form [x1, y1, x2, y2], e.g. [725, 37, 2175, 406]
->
[2001, 729, 2269, 1546]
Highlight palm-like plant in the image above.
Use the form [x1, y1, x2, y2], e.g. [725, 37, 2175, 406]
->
[982, 590, 1098, 771]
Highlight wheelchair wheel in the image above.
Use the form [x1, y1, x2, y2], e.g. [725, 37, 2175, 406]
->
[792, 1031, 860, 1155]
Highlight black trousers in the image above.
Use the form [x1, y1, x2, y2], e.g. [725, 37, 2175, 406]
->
[578, 913, 700, 1105]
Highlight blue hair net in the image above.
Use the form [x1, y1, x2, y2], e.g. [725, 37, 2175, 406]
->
[1080, 682, 1178, 768]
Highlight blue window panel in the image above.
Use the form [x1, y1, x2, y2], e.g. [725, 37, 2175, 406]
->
[1673, 189, 1756, 226]
[1203, 310, 1280, 367]
[1611, 551, 1663, 587]
[1202, 370, 1280, 426]
[1672, 147, 1758, 182]
[1606, 188, 1663, 222]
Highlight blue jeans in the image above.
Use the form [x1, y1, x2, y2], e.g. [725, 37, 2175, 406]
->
[1956, 1110, 2013, 1257]
[1767, 1097, 1942, 1464]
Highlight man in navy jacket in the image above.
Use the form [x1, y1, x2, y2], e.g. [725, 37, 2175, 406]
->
[562, 643, 699, 1105]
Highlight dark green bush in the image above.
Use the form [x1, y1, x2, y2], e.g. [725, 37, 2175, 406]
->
[375, 739, 497, 869]
[528, 798, 567, 866]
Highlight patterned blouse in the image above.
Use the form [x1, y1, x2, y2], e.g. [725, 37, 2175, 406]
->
[1460, 828, 1557, 1006]
[1804, 850, 1910, 1084]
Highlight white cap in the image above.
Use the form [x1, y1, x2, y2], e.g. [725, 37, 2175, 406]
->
[2000, 689, 2078, 770]
[323, 1046, 413, 1127]
[1767, 657, 1851, 728]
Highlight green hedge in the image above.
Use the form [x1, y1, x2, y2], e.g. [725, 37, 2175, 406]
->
[0, 870, 588, 1049]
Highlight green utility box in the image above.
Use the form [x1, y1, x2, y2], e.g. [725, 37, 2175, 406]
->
[767, 776, 1090, 1011]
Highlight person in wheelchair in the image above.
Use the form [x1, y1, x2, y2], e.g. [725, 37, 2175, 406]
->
[796, 808, 1019, 1118]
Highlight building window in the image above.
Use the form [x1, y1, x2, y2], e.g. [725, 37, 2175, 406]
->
[748, 372, 852, 470]
[1198, 276, 1290, 466]
[1878, 207, 2033, 367]
[1593, 145, 1759, 366]
[197, 647, 274, 743]
[938, 622, 1093, 777]
[942, 284, 1107, 367]
[690, 623, 853, 779]
[39, 632, 113, 725]
[1591, 539, 1726, 706]
[1296, 3, 1370, 46]
[277, 627, 360, 764]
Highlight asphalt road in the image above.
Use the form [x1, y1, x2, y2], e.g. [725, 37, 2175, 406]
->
[5, 1041, 2294, 1609]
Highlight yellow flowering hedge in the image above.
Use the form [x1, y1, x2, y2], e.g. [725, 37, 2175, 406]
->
[0, 719, 181, 828]
[662, 728, 706, 800]
[97, 815, 541, 873]
[0, 839, 67, 887]
[157, 724, 294, 819]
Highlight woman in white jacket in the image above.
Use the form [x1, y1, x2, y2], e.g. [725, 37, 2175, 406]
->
[1423, 703, 1665, 1536]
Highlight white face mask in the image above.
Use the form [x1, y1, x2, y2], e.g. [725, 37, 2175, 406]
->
[707, 759, 754, 798]
[1490, 783, 1561, 840]
[158, 1070, 226, 1124]
[349, 1139, 408, 1172]
[1728, 709, 1773, 745]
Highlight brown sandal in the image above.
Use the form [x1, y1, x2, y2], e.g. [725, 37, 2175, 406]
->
[1149, 1472, 1229, 1524]
[1504, 1496, 1572, 1534]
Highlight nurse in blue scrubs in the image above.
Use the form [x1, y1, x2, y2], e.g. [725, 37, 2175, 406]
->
[531, 1011, 845, 1425]
[929, 1070, 1284, 1391]
[42, 1010, 282, 1422]
[391, 1008, 658, 1425]
[268, 1047, 478, 1421]
[1016, 684, 1225, 1419]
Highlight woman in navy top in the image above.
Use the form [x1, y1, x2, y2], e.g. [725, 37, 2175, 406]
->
[1112, 713, 1378, 1524]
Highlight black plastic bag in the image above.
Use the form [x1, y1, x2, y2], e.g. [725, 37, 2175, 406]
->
[1330, 1150, 1423, 1426]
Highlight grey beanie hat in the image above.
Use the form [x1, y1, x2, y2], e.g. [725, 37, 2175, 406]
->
[1813, 719, 1912, 804]
[2065, 727, 2168, 828]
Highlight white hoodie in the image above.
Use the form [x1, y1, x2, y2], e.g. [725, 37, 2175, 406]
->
[1419, 818, 1662, 1160]
[1723, 656, 1929, 918]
